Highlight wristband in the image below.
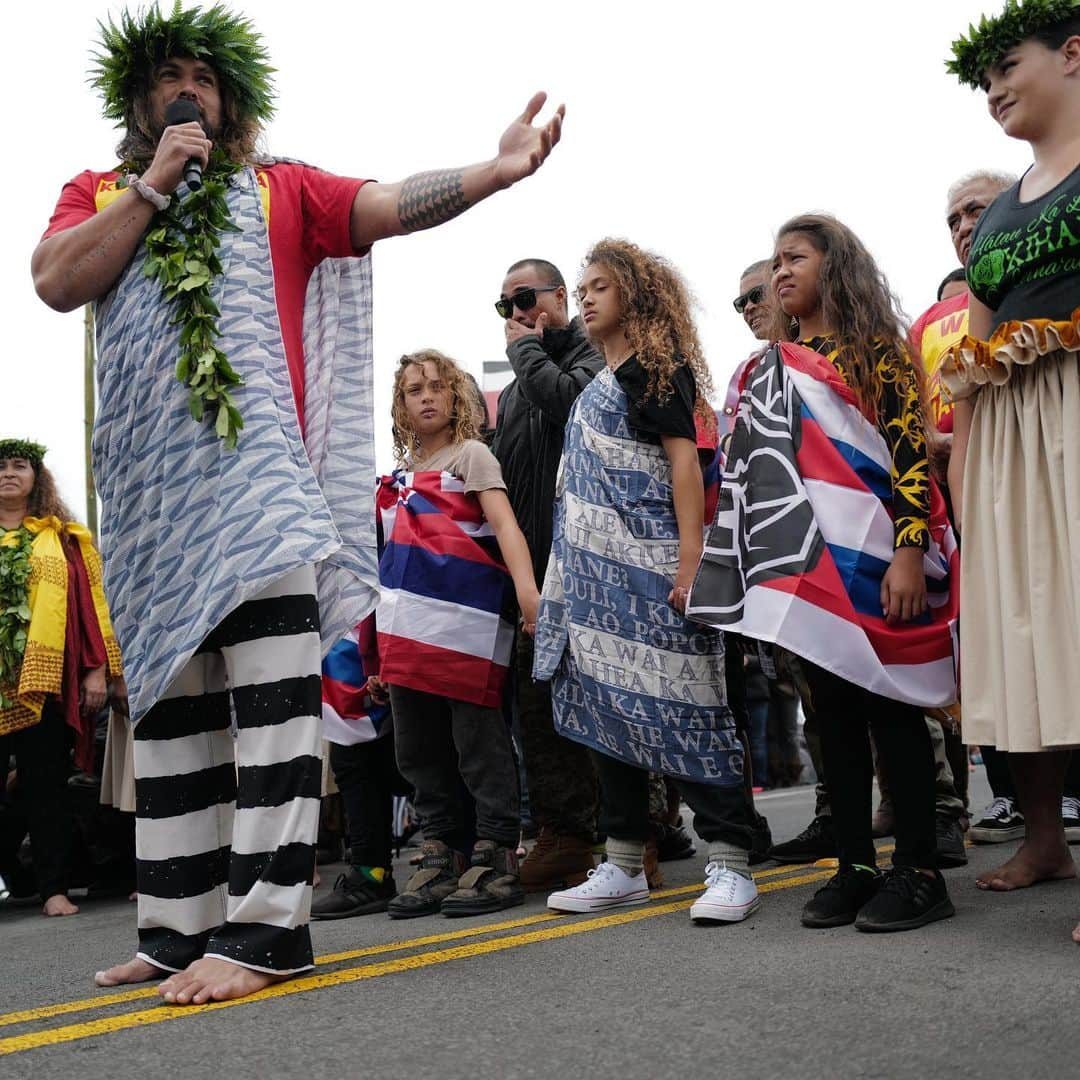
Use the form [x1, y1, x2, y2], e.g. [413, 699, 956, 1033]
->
[125, 173, 171, 211]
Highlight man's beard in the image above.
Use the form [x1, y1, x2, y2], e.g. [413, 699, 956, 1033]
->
[151, 108, 218, 144]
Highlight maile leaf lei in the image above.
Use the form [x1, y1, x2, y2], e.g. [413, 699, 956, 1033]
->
[0, 528, 34, 709]
[948, 0, 1080, 87]
[131, 148, 245, 448]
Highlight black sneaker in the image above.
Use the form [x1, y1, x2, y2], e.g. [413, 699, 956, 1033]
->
[770, 815, 837, 864]
[387, 840, 467, 919]
[968, 796, 1025, 844]
[854, 867, 955, 932]
[311, 869, 396, 920]
[441, 841, 525, 918]
[801, 866, 882, 928]
[656, 819, 697, 861]
[1063, 797, 1080, 844]
[935, 815, 968, 868]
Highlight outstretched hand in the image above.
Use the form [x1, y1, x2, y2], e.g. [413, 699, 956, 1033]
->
[493, 92, 565, 190]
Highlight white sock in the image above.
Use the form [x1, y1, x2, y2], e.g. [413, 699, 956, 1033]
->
[708, 842, 751, 879]
[605, 838, 645, 877]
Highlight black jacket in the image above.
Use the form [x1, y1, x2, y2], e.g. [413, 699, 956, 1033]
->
[491, 317, 604, 586]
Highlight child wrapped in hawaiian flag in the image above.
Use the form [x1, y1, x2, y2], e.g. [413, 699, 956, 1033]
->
[375, 349, 539, 920]
[689, 214, 959, 934]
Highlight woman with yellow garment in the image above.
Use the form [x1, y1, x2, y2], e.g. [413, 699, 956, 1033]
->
[0, 439, 123, 915]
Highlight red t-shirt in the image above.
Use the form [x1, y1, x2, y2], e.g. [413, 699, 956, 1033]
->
[43, 163, 370, 429]
[908, 291, 969, 435]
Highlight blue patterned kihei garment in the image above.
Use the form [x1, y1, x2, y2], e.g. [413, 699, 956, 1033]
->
[92, 168, 378, 721]
[532, 367, 742, 785]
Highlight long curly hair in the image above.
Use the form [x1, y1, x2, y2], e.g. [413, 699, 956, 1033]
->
[391, 350, 481, 465]
[767, 214, 920, 426]
[116, 79, 261, 169]
[581, 239, 714, 413]
[26, 462, 76, 523]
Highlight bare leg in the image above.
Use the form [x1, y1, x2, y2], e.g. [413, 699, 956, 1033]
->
[43, 894, 78, 917]
[976, 750, 1075, 890]
[159, 958, 292, 1005]
[95, 957, 168, 987]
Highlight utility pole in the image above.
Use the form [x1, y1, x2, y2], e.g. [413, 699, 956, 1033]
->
[83, 304, 98, 537]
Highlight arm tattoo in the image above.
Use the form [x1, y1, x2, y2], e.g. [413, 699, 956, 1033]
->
[64, 211, 142, 287]
[397, 169, 470, 232]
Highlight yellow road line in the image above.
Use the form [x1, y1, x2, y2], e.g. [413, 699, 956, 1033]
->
[0, 911, 564, 1028]
[0, 856, 866, 1057]
[0, 856, 852, 1030]
[0, 843, 900, 1041]
[0, 894, 732, 1056]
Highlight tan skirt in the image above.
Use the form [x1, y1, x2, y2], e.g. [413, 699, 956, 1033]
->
[961, 347, 1080, 751]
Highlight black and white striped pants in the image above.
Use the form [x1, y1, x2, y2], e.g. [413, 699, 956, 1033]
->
[133, 566, 323, 974]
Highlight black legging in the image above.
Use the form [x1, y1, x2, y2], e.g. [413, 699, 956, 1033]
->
[328, 733, 409, 870]
[802, 663, 936, 869]
[1, 701, 73, 899]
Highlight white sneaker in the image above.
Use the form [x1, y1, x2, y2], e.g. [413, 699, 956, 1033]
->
[546, 861, 649, 913]
[690, 862, 760, 923]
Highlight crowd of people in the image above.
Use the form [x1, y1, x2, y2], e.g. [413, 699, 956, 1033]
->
[3, 0, 1080, 1006]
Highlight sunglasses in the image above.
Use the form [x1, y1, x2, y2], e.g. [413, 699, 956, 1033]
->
[495, 285, 560, 319]
[733, 285, 765, 315]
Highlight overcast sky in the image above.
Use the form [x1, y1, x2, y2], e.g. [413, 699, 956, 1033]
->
[4, 0, 1029, 521]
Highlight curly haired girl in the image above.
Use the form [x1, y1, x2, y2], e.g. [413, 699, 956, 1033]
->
[380, 349, 539, 919]
[737, 214, 954, 933]
[534, 240, 760, 925]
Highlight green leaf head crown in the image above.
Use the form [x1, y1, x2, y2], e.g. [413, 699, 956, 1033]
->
[0, 440, 47, 468]
[90, 1, 276, 125]
[948, 0, 1080, 87]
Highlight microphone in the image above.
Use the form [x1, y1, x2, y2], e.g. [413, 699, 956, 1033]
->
[164, 98, 204, 192]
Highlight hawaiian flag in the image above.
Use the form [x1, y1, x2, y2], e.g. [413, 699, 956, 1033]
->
[375, 470, 515, 709]
[321, 618, 390, 745]
[687, 342, 959, 709]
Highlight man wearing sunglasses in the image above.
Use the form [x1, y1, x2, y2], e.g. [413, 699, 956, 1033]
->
[490, 258, 604, 894]
[721, 261, 771, 436]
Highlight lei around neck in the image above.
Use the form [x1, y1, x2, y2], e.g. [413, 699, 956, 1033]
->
[123, 150, 245, 447]
[948, 0, 1080, 87]
[0, 528, 33, 708]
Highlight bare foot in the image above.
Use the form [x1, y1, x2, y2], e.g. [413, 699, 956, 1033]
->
[95, 957, 167, 988]
[1073, 922, 1080, 944]
[975, 846, 1076, 891]
[159, 957, 290, 1006]
[43, 894, 79, 917]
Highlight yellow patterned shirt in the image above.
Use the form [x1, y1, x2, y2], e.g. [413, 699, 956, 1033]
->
[801, 337, 930, 551]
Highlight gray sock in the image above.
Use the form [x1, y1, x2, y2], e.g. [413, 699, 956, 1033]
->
[605, 837, 645, 877]
[708, 842, 751, 879]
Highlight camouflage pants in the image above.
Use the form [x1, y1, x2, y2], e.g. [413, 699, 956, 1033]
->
[517, 632, 598, 840]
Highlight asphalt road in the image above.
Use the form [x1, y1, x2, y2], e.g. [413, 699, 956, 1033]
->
[4, 772, 1080, 1080]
